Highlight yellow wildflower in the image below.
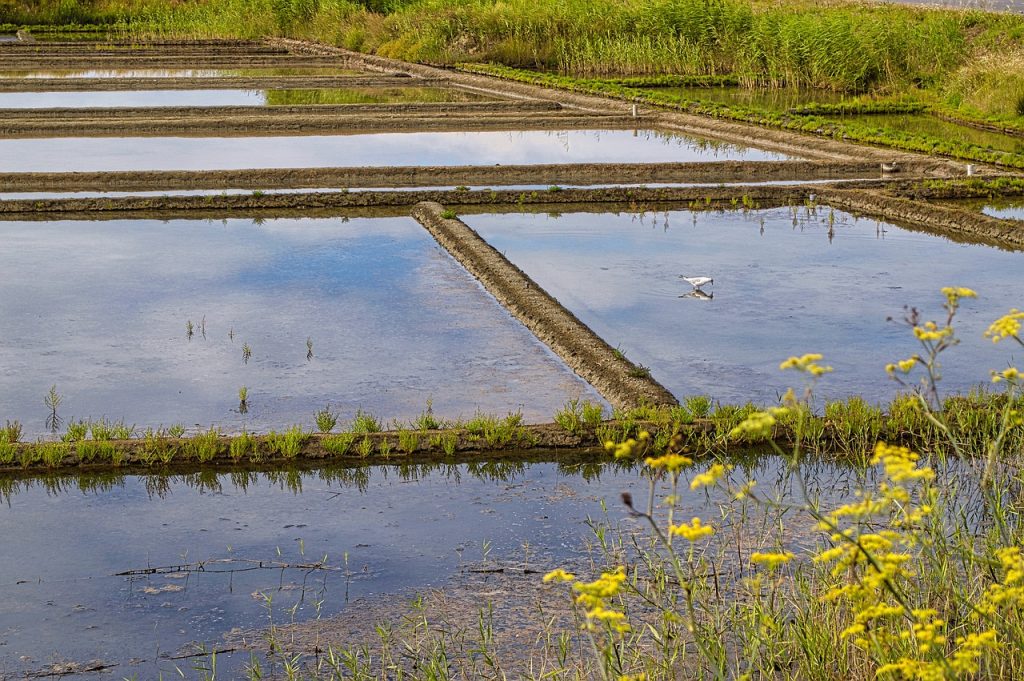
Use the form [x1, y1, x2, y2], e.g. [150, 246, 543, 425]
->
[991, 366, 1020, 383]
[950, 630, 998, 675]
[543, 568, 575, 583]
[940, 286, 977, 306]
[779, 353, 833, 376]
[729, 410, 778, 440]
[669, 517, 715, 541]
[986, 309, 1024, 343]
[912, 321, 953, 342]
[690, 463, 731, 490]
[750, 551, 795, 570]
[644, 453, 693, 472]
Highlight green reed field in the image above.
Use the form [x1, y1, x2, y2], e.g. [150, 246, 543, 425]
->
[5, 0, 1024, 120]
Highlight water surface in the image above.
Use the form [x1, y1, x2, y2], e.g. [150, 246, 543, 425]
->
[0, 129, 789, 172]
[0, 216, 601, 437]
[467, 206, 1023, 405]
[0, 86, 482, 108]
[0, 455, 855, 678]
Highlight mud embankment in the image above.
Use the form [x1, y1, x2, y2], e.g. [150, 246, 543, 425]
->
[412, 201, 679, 411]
[0, 111, 635, 138]
[0, 100, 557, 122]
[0, 160, 907, 193]
[821, 189, 1024, 250]
[0, 185, 820, 217]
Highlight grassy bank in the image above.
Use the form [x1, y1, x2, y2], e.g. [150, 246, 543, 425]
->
[6, 0, 1024, 95]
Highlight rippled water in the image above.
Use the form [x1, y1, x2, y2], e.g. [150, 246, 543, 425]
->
[0, 215, 601, 437]
[466, 205, 1024, 405]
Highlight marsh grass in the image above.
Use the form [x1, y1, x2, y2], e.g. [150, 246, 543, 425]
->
[190, 427, 224, 463]
[267, 425, 307, 459]
[230, 431, 257, 462]
[315, 406, 338, 434]
[322, 432, 356, 456]
[350, 409, 382, 434]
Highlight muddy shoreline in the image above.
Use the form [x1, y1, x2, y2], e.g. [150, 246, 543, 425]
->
[0, 160, 913, 192]
[0, 111, 641, 137]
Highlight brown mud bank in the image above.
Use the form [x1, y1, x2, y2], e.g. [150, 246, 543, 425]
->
[413, 201, 678, 411]
[0, 160, 919, 193]
[0, 99, 554, 123]
[821, 188, 1024, 250]
[3, 183, 1021, 250]
[0, 111, 637, 138]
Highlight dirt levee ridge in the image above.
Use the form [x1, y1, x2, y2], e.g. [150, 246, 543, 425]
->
[412, 201, 679, 411]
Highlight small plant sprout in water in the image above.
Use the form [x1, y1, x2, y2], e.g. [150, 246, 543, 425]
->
[186, 319, 194, 340]
[315, 406, 337, 434]
[44, 384, 63, 433]
[238, 386, 248, 414]
[228, 326, 235, 341]
[306, 337, 314, 361]
[200, 315, 207, 339]
[242, 342, 252, 364]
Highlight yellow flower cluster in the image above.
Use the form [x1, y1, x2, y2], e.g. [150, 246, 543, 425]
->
[940, 286, 977, 304]
[986, 309, 1024, 343]
[978, 547, 1024, 616]
[572, 566, 631, 633]
[728, 407, 789, 440]
[644, 452, 692, 472]
[885, 356, 919, 376]
[690, 463, 732, 490]
[907, 609, 946, 653]
[669, 517, 715, 541]
[617, 675, 646, 681]
[605, 431, 650, 459]
[912, 321, 953, 342]
[779, 353, 833, 377]
[749, 551, 795, 570]
[870, 443, 936, 484]
[543, 568, 575, 583]
[991, 366, 1020, 383]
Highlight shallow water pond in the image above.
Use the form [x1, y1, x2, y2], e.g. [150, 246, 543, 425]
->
[0, 86, 484, 108]
[0, 129, 788, 173]
[826, 113, 1024, 156]
[466, 206, 1023, 405]
[0, 215, 601, 438]
[0, 454, 857, 678]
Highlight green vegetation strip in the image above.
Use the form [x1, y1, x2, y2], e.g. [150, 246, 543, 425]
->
[1, 390, 1017, 474]
[460, 64, 1024, 170]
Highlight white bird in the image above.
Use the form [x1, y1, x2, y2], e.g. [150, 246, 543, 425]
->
[680, 275, 714, 291]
